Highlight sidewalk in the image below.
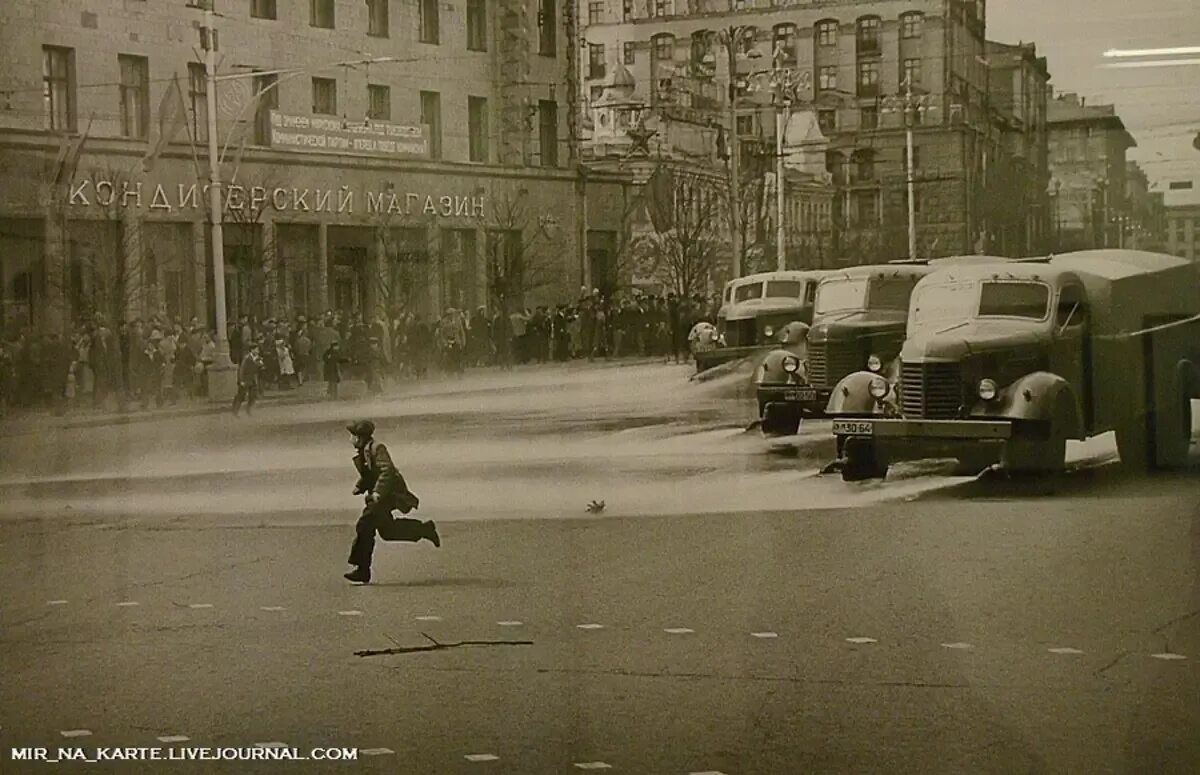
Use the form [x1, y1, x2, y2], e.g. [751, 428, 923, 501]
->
[2, 356, 679, 433]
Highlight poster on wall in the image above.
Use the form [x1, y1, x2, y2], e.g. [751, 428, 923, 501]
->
[268, 111, 429, 159]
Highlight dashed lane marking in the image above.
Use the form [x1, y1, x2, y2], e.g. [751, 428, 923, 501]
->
[751, 632, 779, 639]
[845, 637, 877, 644]
[47, 600, 68, 606]
[188, 604, 214, 609]
[664, 628, 695, 635]
[496, 621, 524, 627]
[338, 610, 364, 617]
[1048, 647, 1084, 655]
[60, 730, 92, 738]
[464, 753, 500, 762]
[690, 771, 729, 775]
[576, 624, 605, 630]
[361, 748, 395, 756]
[260, 606, 287, 612]
[574, 763, 613, 770]
[1150, 653, 1188, 661]
[254, 742, 289, 748]
[157, 736, 190, 743]
[415, 615, 443, 622]
[941, 642, 974, 650]
[116, 601, 139, 607]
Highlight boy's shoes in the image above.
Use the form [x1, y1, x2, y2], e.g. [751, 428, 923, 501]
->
[425, 521, 441, 548]
[344, 567, 371, 584]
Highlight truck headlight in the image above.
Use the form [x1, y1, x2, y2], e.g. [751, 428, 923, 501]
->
[978, 378, 998, 401]
[763, 325, 775, 339]
[868, 377, 890, 400]
[866, 354, 882, 372]
[782, 355, 800, 374]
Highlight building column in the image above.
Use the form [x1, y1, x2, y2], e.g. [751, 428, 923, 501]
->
[366, 227, 382, 320]
[122, 209, 144, 321]
[315, 222, 329, 312]
[261, 216, 280, 319]
[42, 208, 67, 334]
[192, 220, 208, 327]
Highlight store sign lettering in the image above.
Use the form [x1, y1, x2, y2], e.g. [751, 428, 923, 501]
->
[67, 180, 485, 218]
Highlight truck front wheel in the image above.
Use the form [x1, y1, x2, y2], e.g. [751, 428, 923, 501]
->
[842, 438, 889, 482]
[1003, 397, 1069, 475]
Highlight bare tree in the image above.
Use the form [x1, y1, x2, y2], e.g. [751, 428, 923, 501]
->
[484, 187, 565, 314]
[373, 210, 437, 320]
[634, 166, 724, 297]
[221, 167, 286, 320]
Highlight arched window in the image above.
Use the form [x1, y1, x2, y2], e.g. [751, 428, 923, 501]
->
[815, 19, 838, 47]
[900, 11, 924, 39]
[772, 23, 797, 65]
[856, 16, 881, 55]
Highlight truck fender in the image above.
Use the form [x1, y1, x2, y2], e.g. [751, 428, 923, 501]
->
[758, 345, 808, 384]
[826, 370, 888, 416]
[972, 371, 1084, 438]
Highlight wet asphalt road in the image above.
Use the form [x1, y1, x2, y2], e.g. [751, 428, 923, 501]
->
[0, 362, 1198, 773]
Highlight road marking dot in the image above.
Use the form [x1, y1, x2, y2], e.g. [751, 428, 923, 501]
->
[338, 610, 364, 617]
[574, 763, 612, 770]
[116, 601, 139, 607]
[157, 735, 190, 743]
[1150, 652, 1187, 661]
[187, 603, 214, 609]
[60, 730, 92, 738]
[415, 615, 443, 622]
[846, 637, 878, 644]
[496, 621, 524, 627]
[254, 742, 288, 748]
[941, 642, 974, 650]
[691, 771, 729, 775]
[751, 631, 779, 639]
[576, 623, 605, 630]
[464, 753, 500, 762]
[260, 606, 286, 612]
[362, 748, 395, 756]
[664, 627, 695, 634]
[1048, 647, 1084, 655]
[47, 600, 68, 606]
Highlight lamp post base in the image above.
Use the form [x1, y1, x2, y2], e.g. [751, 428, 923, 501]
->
[206, 363, 238, 404]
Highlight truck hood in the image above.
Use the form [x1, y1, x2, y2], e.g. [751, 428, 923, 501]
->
[901, 319, 1050, 362]
[809, 310, 907, 345]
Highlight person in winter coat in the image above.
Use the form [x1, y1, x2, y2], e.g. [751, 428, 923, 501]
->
[323, 340, 346, 399]
[231, 343, 262, 416]
[343, 419, 440, 584]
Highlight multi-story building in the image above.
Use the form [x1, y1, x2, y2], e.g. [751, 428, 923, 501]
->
[0, 0, 630, 337]
[1124, 161, 1167, 252]
[1166, 203, 1200, 261]
[1046, 92, 1137, 253]
[581, 0, 1048, 265]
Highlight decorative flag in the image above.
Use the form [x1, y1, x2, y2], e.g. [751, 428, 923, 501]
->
[52, 113, 94, 186]
[645, 163, 676, 233]
[142, 74, 188, 173]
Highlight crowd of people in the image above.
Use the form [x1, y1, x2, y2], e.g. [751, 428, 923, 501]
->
[0, 288, 722, 418]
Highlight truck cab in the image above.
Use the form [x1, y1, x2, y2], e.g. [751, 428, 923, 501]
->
[697, 270, 828, 372]
[756, 257, 1011, 437]
[827, 250, 1200, 480]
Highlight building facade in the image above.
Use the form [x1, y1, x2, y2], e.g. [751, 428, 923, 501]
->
[0, 0, 629, 337]
[1046, 92, 1137, 253]
[580, 0, 1050, 265]
[1166, 204, 1200, 261]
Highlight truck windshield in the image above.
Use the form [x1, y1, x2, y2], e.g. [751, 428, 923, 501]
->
[733, 282, 763, 303]
[764, 280, 804, 299]
[978, 281, 1049, 319]
[909, 281, 977, 331]
[867, 278, 914, 310]
[814, 278, 868, 315]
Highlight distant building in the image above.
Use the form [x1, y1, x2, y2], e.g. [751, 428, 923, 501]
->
[1124, 162, 1166, 252]
[1047, 92, 1137, 253]
[1166, 204, 1200, 261]
[580, 0, 1050, 266]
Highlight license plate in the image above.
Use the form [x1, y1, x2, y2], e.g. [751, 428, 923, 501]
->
[783, 388, 818, 402]
[833, 420, 874, 436]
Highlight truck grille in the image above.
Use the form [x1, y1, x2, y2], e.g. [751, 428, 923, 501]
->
[900, 361, 964, 419]
[808, 343, 860, 389]
[720, 319, 756, 347]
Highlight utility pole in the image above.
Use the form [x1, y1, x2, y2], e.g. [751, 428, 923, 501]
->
[200, 1, 237, 399]
[775, 104, 787, 271]
[725, 36, 743, 279]
[903, 74, 917, 262]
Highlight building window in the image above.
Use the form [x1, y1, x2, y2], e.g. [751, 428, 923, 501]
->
[187, 62, 208, 143]
[652, 0, 671, 17]
[467, 0, 487, 51]
[368, 84, 391, 120]
[253, 72, 278, 145]
[588, 1, 604, 24]
[420, 0, 439, 44]
[539, 0, 556, 56]
[421, 90, 441, 159]
[623, 0, 634, 20]
[816, 20, 838, 47]
[818, 109, 836, 134]
[589, 85, 604, 105]
[589, 44, 606, 79]
[468, 96, 488, 162]
[623, 42, 636, 65]
[652, 34, 674, 62]
[539, 100, 558, 167]
[856, 16, 881, 55]
[818, 65, 838, 92]
[43, 46, 76, 132]
[853, 191, 878, 225]
[900, 11, 924, 39]
[250, 0, 276, 20]
[736, 114, 754, 137]
[902, 58, 922, 88]
[861, 105, 878, 130]
[773, 24, 797, 65]
[312, 77, 336, 115]
[118, 54, 149, 139]
[367, 0, 388, 37]
[310, 0, 334, 28]
[857, 61, 880, 97]
[853, 150, 875, 182]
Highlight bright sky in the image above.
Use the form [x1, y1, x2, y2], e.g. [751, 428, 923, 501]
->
[988, 0, 1200, 192]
